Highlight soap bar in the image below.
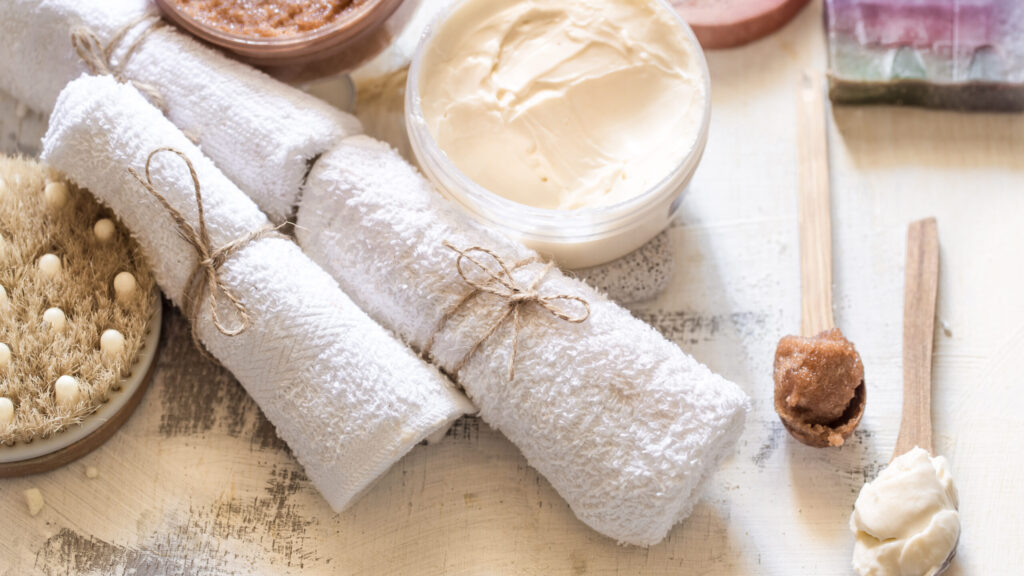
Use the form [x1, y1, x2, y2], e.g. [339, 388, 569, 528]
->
[826, 0, 1024, 111]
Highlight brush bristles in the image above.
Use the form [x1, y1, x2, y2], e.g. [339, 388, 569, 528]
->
[0, 156, 155, 446]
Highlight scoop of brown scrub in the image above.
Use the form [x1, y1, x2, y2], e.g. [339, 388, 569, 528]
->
[774, 75, 866, 448]
[774, 329, 865, 447]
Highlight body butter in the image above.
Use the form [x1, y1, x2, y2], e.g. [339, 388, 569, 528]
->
[418, 0, 706, 211]
[851, 447, 960, 576]
[407, 0, 710, 267]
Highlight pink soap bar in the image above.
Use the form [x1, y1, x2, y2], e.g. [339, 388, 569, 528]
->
[826, 0, 1024, 111]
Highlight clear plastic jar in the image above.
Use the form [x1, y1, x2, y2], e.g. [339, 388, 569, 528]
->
[405, 0, 711, 269]
[155, 0, 418, 82]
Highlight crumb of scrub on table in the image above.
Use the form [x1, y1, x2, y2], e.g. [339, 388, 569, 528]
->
[23, 488, 45, 516]
[85, 466, 99, 479]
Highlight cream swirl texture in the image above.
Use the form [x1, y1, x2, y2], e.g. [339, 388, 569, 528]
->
[418, 0, 706, 211]
[851, 447, 961, 576]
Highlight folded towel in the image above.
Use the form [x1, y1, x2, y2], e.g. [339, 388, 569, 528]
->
[296, 135, 749, 546]
[41, 75, 472, 511]
[0, 0, 362, 223]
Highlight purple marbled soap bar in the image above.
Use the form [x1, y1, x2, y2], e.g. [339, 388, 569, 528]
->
[826, 0, 1024, 111]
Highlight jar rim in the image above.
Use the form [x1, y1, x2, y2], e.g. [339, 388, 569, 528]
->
[404, 0, 712, 241]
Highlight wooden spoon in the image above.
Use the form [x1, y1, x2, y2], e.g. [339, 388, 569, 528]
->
[772, 74, 866, 448]
[890, 217, 958, 574]
[894, 218, 940, 459]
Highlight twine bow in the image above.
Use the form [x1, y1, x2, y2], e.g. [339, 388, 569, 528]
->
[71, 15, 167, 111]
[128, 148, 282, 358]
[423, 242, 590, 381]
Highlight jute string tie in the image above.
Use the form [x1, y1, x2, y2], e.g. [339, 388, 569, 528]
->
[423, 242, 590, 381]
[128, 148, 283, 358]
[71, 15, 167, 111]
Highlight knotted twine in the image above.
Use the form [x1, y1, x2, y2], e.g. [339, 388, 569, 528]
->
[70, 15, 167, 112]
[128, 148, 284, 358]
[423, 242, 591, 381]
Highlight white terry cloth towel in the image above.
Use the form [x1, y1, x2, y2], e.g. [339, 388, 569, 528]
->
[42, 76, 473, 512]
[0, 0, 362, 223]
[296, 135, 750, 546]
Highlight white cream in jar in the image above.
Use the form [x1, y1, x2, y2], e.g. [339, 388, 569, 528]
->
[850, 447, 961, 576]
[417, 0, 707, 211]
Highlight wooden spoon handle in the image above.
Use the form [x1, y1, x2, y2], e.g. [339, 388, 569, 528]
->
[797, 73, 836, 337]
[894, 218, 940, 458]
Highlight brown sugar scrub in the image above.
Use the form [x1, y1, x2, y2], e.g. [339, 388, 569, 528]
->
[774, 329, 865, 447]
[156, 0, 416, 80]
[773, 76, 866, 448]
[0, 156, 155, 446]
[171, 0, 361, 37]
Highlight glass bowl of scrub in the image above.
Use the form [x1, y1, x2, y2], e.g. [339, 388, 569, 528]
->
[406, 0, 711, 268]
[155, 0, 418, 81]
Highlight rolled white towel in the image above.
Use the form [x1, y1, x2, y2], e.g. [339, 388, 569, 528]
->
[0, 0, 362, 223]
[296, 135, 749, 546]
[41, 75, 472, 511]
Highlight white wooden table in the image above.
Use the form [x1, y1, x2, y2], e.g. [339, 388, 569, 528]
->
[2, 1, 1022, 573]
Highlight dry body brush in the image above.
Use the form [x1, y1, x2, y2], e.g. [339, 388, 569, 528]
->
[0, 155, 154, 445]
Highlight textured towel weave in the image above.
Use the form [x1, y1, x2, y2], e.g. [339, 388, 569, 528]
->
[296, 136, 750, 546]
[42, 76, 472, 512]
[0, 0, 362, 223]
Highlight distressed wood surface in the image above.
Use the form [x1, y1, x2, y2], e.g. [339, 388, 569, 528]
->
[2, 1, 1023, 574]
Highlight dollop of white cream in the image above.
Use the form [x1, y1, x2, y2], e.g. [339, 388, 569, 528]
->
[418, 0, 706, 210]
[851, 447, 960, 576]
